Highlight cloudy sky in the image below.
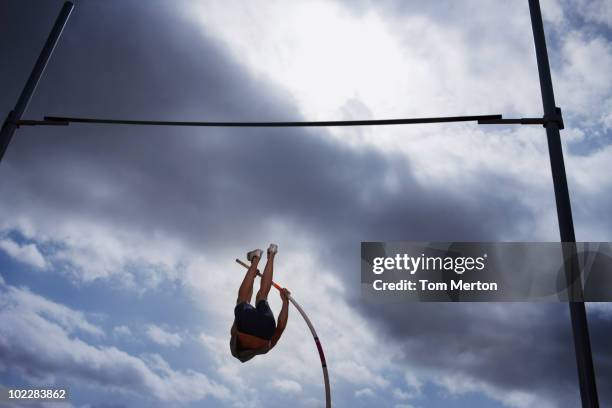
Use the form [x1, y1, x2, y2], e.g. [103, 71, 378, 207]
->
[1, 0, 611, 407]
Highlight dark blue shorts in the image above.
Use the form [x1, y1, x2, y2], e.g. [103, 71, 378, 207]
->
[235, 300, 276, 341]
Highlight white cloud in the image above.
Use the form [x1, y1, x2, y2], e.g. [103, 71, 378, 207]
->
[336, 360, 389, 388]
[541, 0, 566, 25]
[186, 0, 540, 125]
[566, 144, 612, 240]
[113, 325, 132, 337]
[354, 387, 376, 398]
[555, 31, 612, 125]
[0, 283, 103, 337]
[586, 302, 612, 320]
[0, 219, 188, 288]
[0, 282, 229, 404]
[0, 238, 46, 269]
[436, 373, 557, 408]
[49, 222, 186, 287]
[572, 0, 612, 29]
[392, 387, 414, 401]
[146, 324, 183, 347]
[404, 372, 423, 394]
[271, 379, 302, 394]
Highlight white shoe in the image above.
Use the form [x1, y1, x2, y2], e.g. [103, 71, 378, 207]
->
[268, 244, 278, 255]
[247, 249, 263, 262]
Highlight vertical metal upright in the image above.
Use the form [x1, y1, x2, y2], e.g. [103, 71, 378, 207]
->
[527, 1, 599, 406]
[0, 1, 74, 162]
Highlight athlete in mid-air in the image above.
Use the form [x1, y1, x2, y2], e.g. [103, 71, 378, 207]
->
[230, 244, 290, 362]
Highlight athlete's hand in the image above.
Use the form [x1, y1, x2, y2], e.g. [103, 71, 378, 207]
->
[280, 288, 291, 303]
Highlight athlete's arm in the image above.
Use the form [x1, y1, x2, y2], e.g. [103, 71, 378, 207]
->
[270, 288, 290, 348]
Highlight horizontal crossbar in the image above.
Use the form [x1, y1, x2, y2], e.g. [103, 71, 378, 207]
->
[478, 118, 545, 125]
[13, 113, 564, 129]
[35, 114, 503, 127]
[16, 119, 69, 126]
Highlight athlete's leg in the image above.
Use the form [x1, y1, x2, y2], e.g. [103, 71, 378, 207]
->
[237, 251, 261, 304]
[256, 244, 277, 302]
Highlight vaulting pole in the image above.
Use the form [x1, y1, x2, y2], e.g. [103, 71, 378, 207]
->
[236, 258, 332, 407]
[528, 1, 599, 406]
[0, 1, 74, 163]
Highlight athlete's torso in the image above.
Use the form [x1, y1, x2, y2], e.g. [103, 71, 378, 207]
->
[236, 330, 271, 350]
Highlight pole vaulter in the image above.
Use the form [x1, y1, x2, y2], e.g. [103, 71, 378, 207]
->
[235, 258, 332, 408]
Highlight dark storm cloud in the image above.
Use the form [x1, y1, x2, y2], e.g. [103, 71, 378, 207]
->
[0, 1, 527, 254]
[364, 302, 610, 405]
[1, 1, 610, 406]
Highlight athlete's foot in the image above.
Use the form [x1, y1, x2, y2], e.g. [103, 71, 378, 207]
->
[247, 249, 263, 262]
[268, 244, 278, 257]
